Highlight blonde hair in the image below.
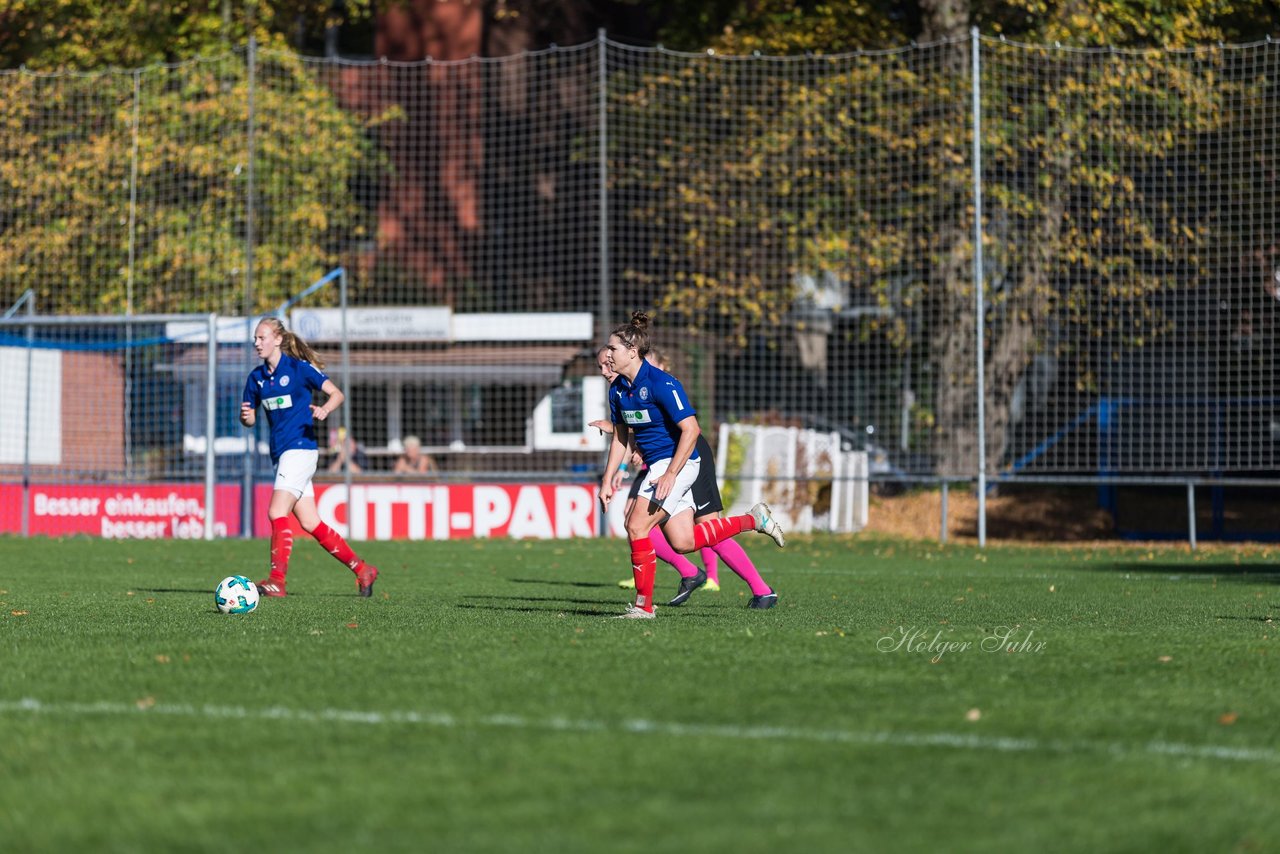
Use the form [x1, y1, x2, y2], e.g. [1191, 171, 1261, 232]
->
[258, 316, 325, 370]
[403, 435, 422, 451]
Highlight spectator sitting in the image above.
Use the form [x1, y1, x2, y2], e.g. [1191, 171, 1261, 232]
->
[327, 427, 369, 473]
[393, 435, 438, 477]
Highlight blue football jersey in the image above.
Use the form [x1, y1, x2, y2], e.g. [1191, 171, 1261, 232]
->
[242, 354, 329, 462]
[609, 359, 700, 465]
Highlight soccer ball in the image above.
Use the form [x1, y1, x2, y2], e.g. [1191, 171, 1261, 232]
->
[214, 575, 259, 614]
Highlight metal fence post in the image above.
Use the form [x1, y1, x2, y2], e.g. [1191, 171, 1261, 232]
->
[970, 27, 988, 548]
[597, 29, 610, 340]
[940, 482, 949, 544]
[22, 294, 33, 538]
[241, 36, 258, 539]
[341, 267, 353, 532]
[205, 313, 218, 540]
[1187, 482, 1197, 550]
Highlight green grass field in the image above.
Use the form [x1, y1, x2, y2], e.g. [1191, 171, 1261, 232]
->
[1, 533, 1278, 852]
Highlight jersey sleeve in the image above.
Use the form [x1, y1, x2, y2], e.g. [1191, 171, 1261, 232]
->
[241, 372, 260, 409]
[608, 385, 623, 425]
[654, 377, 697, 424]
[301, 361, 329, 390]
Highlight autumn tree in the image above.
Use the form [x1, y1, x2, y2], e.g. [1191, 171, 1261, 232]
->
[620, 0, 1268, 476]
[0, 1, 377, 314]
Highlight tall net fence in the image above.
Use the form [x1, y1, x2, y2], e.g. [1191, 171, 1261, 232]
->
[984, 40, 1280, 479]
[3, 35, 1280, 537]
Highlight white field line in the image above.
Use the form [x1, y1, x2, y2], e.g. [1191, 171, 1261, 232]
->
[0, 697, 1274, 764]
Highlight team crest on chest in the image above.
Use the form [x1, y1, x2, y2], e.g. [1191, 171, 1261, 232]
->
[639, 386, 650, 401]
[280, 374, 290, 387]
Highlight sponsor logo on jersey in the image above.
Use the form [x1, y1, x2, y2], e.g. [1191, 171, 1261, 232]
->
[623, 409, 652, 425]
[263, 394, 293, 411]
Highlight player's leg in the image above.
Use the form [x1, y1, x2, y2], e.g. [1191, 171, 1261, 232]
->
[688, 503, 786, 551]
[617, 495, 639, 589]
[293, 495, 379, 598]
[650, 525, 702, 580]
[689, 455, 771, 602]
[257, 450, 317, 597]
[701, 546, 720, 591]
[617, 498, 666, 617]
[669, 450, 724, 603]
[697, 511, 775, 606]
[616, 469, 703, 590]
[615, 457, 710, 617]
[648, 454, 783, 553]
[259, 488, 299, 596]
[658, 507, 708, 606]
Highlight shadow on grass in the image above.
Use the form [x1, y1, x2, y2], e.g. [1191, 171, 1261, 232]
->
[464, 593, 616, 607]
[509, 578, 614, 589]
[455, 602, 619, 617]
[455, 602, 725, 620]
[1099, 562, 1280, 583]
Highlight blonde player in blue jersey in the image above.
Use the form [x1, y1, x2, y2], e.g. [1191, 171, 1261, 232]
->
[239, 316, 379, 598]
[600, 311, 785, 619]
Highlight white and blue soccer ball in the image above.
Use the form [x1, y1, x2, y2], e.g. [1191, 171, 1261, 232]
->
[214, 575, 259, 614]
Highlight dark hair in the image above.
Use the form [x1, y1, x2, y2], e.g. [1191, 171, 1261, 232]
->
[258, 316, 325, 370]
[610, 310, 651, 358]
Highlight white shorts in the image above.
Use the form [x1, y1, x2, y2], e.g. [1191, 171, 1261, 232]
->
[274, 449, 318, 499]
[633, 455, 701, 519]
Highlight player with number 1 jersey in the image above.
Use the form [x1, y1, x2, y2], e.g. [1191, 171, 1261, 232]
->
[600, 311, 785, 619]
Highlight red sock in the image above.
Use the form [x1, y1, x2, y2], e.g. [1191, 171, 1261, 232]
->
[312, 522, 362, 573]
[692, 514, 754, 551]
[269, 517, 293, 581]
[630, 536, 657, 612]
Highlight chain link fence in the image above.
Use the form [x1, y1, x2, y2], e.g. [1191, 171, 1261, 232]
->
[3, 33, 1279, 539]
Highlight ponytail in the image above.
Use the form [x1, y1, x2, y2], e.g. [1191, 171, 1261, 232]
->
[610, 310, 652, 359]
[259, 316, 326, 370]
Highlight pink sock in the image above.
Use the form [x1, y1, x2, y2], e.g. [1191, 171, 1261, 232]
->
[700, 547, 719, 584]
[711, 538, 771, 597]
[650, 525, 700, 579]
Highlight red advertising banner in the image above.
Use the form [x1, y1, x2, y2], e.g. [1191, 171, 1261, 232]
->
[0, 484, 243, 538]
[0, 482, 600, 541]
[254, 482, 600, 541]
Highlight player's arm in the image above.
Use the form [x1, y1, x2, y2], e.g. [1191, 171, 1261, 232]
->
[239, 377, 257, 427]
[653, 415, 700, 502]
[601, 420, 631, 508]
[312, 379, 344, 421]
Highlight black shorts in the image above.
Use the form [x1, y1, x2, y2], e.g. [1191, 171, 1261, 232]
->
[628, 434, 723, 516]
